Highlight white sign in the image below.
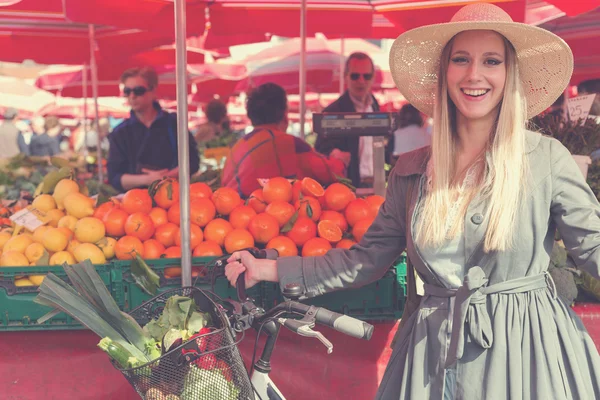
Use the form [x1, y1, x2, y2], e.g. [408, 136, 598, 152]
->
[567, 94, 596, 122]
[9, 207, 46, 231]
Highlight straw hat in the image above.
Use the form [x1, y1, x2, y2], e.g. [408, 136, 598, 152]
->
[389, 3, 574, 119]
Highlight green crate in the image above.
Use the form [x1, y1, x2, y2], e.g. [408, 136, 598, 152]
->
[0, 264, 111, 331]
[262, 255, 407, 322]
[111, 257, 262, 312]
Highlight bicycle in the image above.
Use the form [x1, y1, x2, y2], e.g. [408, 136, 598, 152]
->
[210, 248, 375, 400]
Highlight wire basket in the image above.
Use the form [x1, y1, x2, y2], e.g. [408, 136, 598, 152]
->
[116, 287, 255, 400]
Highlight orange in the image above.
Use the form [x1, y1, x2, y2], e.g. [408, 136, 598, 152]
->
[152, 178, 179, 209]
[211, 187, 241, 216]
[121, 188, 153, 215]
[164, 267, 182, 278]
[262, 177, 293, 204]
[295, 196, 322, 222]
[167, 203, 181, 226]
[163, 246, 182, 258]
[344, 198, 373, 227]
[291, 180, 303, 203]
[317, 220, 342, 243]
[248, 213, 280, 244]
[124, 212, 155, 241]
[93, 200, 119, 220]
[319, 210, 349, 232]
[265, 201, 296, 227]
[324, 183, 356, 211]
[203, 218, 233, 247]
[148, 207, 169, 227]
[193, 241, 224, 257]
[115, 236, 144, 260]
[301, 177, 325, 197]
[190, 182, 213, 201]
[301, 237, 332, 257]
[352, 217, 375, 243]
[286, 217, 317, 246]
[247, 189, 267, 213]
[266, 236, 298, 257]
[154, 222, 179, 248]
[175, 224, 204, 249]
[336, 239, 357, 249]
[229, 205, 257, 230]
[190, 199, 216, 227]
[366, 195, 385, 217]
[103, 208, 129, 237]
[224, 229, 255, 254]
[143, 239, 165, 259]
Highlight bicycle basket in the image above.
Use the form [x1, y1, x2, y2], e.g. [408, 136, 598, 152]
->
[115, 287, 255, 400]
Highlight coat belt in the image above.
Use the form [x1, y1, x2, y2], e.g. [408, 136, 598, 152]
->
[423, 267, 557, 369]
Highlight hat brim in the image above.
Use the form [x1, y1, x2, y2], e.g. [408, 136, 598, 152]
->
[389, 21, 574, 119]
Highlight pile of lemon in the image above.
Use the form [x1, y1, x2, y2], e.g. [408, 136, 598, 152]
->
[0, 178, 116, 287]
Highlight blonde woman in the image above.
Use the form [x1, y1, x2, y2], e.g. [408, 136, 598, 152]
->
[225, 3, 600, 399]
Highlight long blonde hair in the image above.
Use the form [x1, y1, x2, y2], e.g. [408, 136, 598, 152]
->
[414, 34, 528, 253]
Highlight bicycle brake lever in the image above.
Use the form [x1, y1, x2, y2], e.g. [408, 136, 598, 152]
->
[278, 318, 333, 354]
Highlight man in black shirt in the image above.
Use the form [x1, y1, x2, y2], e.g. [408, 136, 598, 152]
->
[107, 66, 199, 192]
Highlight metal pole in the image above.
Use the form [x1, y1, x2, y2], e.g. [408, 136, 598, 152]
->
[174, 0, 192, 287]
[339, 36, 345, 95]
[299, 0, 307, 139]
[82, 64, 89, 149]
[88, 25, 103, 184]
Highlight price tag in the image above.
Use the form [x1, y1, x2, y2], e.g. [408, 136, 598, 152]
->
[567, 94, 596, 122]
[9, 207, 47, 231]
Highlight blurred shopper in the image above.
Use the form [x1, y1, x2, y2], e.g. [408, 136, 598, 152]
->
[195, 99, 229, 144]
[222, 83, 342, 197]
[107, 66, 199, 192]
[392, 104, 431, 159]
[29, 116, 60, 157]
[0, 108, 27, 158]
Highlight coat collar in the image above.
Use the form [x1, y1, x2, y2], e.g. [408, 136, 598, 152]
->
[394, 130, 542, 177]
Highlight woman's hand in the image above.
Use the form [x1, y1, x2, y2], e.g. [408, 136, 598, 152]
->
[225, 251, 279, 289]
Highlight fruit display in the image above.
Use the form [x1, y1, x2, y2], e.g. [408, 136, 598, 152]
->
[0, 172, 384, 285]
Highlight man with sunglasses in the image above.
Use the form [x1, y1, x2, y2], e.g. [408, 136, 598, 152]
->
[107, 66, 199, 192]
[315, 52, 380, 187]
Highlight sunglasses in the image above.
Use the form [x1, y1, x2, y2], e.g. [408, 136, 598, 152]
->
[123, 86, 149, 97]
[349, 73, 373, 81]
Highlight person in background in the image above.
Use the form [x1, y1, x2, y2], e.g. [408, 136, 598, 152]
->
[29, 116, 60, 157]
[195, 99, 229, 144]
[577, 78, 600, 119]
[0, 108, 27, 158]
[107, 66, 199, 192]
[391, 103, 431, 160]
[315, 52, 382, 187]
[221, 83, 342, 197]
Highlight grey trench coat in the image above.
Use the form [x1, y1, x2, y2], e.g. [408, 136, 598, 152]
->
[277, 130, 600, 399]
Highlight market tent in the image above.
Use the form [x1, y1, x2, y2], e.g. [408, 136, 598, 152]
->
[0, 76, 55, 114]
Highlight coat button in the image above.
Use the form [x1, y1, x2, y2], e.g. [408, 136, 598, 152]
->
[471, 213, 484, 225]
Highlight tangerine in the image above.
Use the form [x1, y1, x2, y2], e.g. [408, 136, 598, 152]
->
[152, 178, 179, 209]
[291, 180, 303, 203]
[224, 229, 255, 253]
[103, 208, 129, 237]
[301, 177, 325, 197]
[262, 177, 292, 204]
[190, 199, 216, 227]
[148, 207, 169, 227]
[295, 196, 322, 222]
[344, 198, 373, 227]
[336, 239, 357, 249]
[248, 213, 280, 244]
[301, 237, 332, 257]
[193, 241, 224, 257]
[167, 203, 181, 225]
[266, 236, 298, 257]
[324, 183, 356, 211]
[203, 218, 233, 246]
[175, 224, 204, 249]
[190, 182, 213, 201]
[265, 201, 296, 227]
[247, 189, 267, 213]
[154, 222, 179, 247]
[124, 212, 155, 241]
[115, 236, 144, 260]
[163, 246, 182, 258]
[366, 195, 385, 217]
[211, 187, 242, 216]
[286, 217, 317, 246]
[319, 210, 349, 232]
[229, 205, 257, 230]
[317, 220, 343, 243]
[143, 239, 165, 259]
[121, 189, 152, 214]
[93, 200, 119, 220]
[352, 217, 374, 243]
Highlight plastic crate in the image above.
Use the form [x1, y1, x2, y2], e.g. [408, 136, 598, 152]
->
[0, 264, 112, 331]
[262, 255, 407, 321]
[111, 257, 262, 312]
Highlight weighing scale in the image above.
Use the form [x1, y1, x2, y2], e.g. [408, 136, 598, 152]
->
[312, 112, 395, 197]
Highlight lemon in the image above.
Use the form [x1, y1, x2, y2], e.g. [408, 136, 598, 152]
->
[74, 217, 106, 244]
[57, 227, 74, 241]
[67, 239, 81, 255]
[28, 275, 46, 286]
[63, 192, 95, 219]
[32, 226, 51, 243]
[14, 277, 35, 287]
[3, 235, 33, 253]
[49, 251, 76, 266]
[53, 179, 79, 210]
[42, 228, 69, 252]
[25, 242, 47, 263]
[58, 215, 78, 231]
[73, 243, 106, 264]
[32, 194, 57, 213]
[97, 237, 117, 259]
[45, 209, 65, 227]
[0, 231, 11, 250]
[0, 251, 29, 267]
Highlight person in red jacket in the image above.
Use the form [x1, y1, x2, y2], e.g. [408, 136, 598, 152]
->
[221, 83, 343, 197]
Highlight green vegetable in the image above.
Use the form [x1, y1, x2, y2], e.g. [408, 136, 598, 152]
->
[98, 337, 138, 369]
[143, 296, 211, 341]
[130, 254, 160, 296]
[181, 366, 240, 400]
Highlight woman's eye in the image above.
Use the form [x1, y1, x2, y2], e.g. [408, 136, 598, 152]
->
[485, 59, 503, 66]
[451, 57, 468, 64]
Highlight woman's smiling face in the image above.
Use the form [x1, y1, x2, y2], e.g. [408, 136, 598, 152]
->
[446, 30, 507, 123]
